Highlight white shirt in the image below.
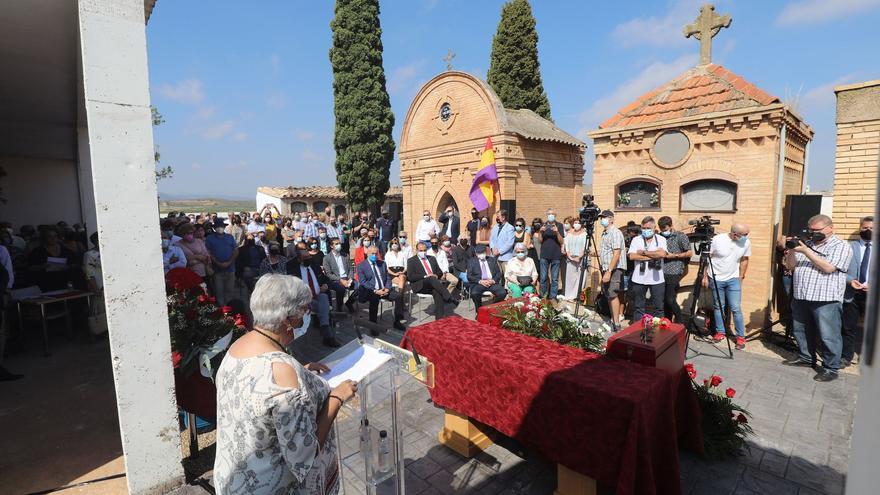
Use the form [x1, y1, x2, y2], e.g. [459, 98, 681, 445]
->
[400, 244, 413, 259]
[709, 233, 751, 282]
[163, 245, 187, 273]
[415, 219, 440, 242]
[385, 249, 407, 268]
[428, 249, 449, 273]
[331, 252, 348, 278]
[246, 222, 266, 235]
[628, 235, 667, 286]
[83, 249, 103, 290]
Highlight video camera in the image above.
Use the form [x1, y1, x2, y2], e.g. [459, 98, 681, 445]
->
[785, 229, 815, 249]
[579, 195, 601, 226]
[688, 215, 720, 240]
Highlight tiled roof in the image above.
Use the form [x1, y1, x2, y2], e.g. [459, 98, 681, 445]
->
[258, 185, 403, 200]
[503, 108, 585, 147]
[599, 64, 780, 129]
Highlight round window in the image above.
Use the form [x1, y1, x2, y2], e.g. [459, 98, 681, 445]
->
[652, 131, 691, 168]
[439, 103, 452, 122]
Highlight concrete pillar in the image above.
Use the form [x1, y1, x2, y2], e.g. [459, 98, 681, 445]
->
[78, 1, 184, 493]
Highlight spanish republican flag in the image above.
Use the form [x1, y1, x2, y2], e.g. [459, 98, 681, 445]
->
[469, 137, 499, 211]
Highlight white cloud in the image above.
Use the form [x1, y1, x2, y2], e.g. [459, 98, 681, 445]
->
[270, 53, 282, 74]
[266, 91, 288, 110]
[776, 0, 880, 26]
[611, 0, 707, 48]
[796, 73, 860, 116]
[156, 79, 205, 104]
[200, 120, 236, 140]
[578, 54, 698, 134]
[387, 59, 427, 95]
[294, 130, 317, 141]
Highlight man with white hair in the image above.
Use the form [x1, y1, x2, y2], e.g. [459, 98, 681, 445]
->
[415, 210, 440, 243]
[703, 223, 751, 350]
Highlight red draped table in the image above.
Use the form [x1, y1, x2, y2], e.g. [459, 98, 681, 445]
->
[404, 317, 701, 495]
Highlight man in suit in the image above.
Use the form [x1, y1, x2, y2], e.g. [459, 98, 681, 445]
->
[489, 209, 516, 273]
[438, 205, 461, 244]
[323, 237, 356, 313]
[286, 243, 338, 347]
[843, 215, 873, 367]
[356, 245, 405, 333]
[407, 241, 456, 320]
[467, 244, 507, 310]
[375, 210, 396, 255]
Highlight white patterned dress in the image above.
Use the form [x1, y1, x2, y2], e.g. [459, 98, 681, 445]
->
[213, 351, 339, 495]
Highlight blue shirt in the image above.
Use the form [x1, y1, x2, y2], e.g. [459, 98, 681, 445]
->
[489, 222, 516, 262]
[205, 233, 237, 273]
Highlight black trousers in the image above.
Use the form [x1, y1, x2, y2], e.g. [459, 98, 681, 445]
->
[416, 277, 453, 319]
[631, 282, 665, 322]
[842, 292, 866, 361]
[471, 282, 507, 309]
[359, 288, 404, 322]
[663, 274, 683, 323]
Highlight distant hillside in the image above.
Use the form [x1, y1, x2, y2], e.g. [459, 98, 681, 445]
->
[159, 198, 256, 215]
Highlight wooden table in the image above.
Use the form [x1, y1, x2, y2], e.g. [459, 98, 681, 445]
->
[17, 290, 94, 355]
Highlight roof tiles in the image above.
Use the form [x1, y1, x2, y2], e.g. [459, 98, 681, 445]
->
[599, 64, 780, 129]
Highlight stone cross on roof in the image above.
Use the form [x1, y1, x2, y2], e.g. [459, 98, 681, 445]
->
[443, 49, 456, 71]
[683, 3, 732, 66]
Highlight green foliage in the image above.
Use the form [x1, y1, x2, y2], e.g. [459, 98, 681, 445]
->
[496, 295, 610, 353]
[487, 0, 552, 120]
[151, 106, 173, 181]
[687, 364, 754, 460]
[329, 0, 396, 212]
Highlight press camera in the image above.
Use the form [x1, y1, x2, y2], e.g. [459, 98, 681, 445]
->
[688, 215, 720, 240]
[785, 229, 814, 249]
[579, 195, 601, 226]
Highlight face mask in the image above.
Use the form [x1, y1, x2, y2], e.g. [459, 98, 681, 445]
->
[418, 251, 427, 259]
[423, 215, 430, 221]
[600, 218, 610, 228]
[368, 254, 378, 262]
[360, 230, 368, 236]
[319, 233, 326, 239]
[481, 220, 488, 226]
[641, 229, 654, 239]
[547, 214, 556, 223]
[293, 313, 310, 340]
[477, 253, 487, 260]
[573, 223, 582, 231]
[659, 230, 671, 237]
[295, 237, 302, 244]
[391, 244, 400, 251]
[215, 228, 225, 235]
[294, 216, 301, 222]
[161, 239, 170, 250]
[861, 229, 872, 241]
[515, 225, 523, 232]
[810, 231, 826, 243]
[737, 234, 748, 243]
[310, 243, 318, 249]
[564, 224, 572, 231]
[183, 233, 194, 242]
[400, 237, 407, 244]
[363, 240, 372, 247]
[430, 242, 438, 249]
[334, 244, 342, 252]
[442, 240, 451, 247]
[516, 252, 526, 259]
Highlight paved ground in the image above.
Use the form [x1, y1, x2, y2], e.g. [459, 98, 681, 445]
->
[1, 294, 859, 494]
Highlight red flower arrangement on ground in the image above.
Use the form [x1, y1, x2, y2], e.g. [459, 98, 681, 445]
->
[685, 362, 753, 460]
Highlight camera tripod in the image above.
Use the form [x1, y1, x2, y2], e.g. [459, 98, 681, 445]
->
[685, 240, 734, 359]
[573, 221, 602, 318]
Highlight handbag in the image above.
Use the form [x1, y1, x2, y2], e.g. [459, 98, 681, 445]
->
[88, 294, 108, 336]
[516, 276, 533, 287]
[593, 291, 611, 318]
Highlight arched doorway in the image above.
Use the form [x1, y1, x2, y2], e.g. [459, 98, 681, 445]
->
[435, 191, 458, 218]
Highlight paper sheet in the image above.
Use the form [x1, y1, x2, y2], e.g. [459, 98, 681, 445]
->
[322, 344, 393, 388]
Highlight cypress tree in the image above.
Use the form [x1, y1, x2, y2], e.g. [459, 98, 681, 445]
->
[487, 0, 552, 120]
[329, 0, 396, 212]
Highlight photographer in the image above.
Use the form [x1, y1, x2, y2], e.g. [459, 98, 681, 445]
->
[782, 214, 852, 382]
[703, 224, 751, 350]
[539, 208, 565, 299]
[627, 216, 667, 321]
[658, 217, 692, 323]
[598, 211, 626, 330]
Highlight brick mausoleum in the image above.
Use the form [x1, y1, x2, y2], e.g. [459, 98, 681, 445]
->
[588, 62, 813, 331]
[398, 71, 585, 236]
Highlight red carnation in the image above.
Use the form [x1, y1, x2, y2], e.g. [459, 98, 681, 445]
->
[725, 387, 736, 398]
[172, 351, 182, 368]
[736, 413, 748, 424]
[234, 314, 247, 327]
[221, 305, 233, 314]
[165, 268, 203, 291]
[703, 379, 709, 387]
[197, 294, 208, 304]
[659, 317, 671, 329]
[684, 363, 697, 380]
[710, 375, 723, 387]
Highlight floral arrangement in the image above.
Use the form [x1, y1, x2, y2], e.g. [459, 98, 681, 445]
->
[617, 192, 631, 207]
[638, 314, 672, 342]
[496, 294, 611, 354]
[166, 268, 245, 379]
[650, 191, 660, 207]
[686, 362, 753, 460]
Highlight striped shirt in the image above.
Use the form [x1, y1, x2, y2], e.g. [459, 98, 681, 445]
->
[792, 235, 852, 302]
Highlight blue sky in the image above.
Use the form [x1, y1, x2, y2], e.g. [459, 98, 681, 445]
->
[147, 0, 880, 199]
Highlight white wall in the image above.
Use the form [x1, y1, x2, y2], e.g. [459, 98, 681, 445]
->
[0, 156, 83, 227]
[256, 191, 281, 213]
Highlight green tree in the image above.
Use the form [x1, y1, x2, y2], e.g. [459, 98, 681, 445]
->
[152, 106, 174, 181]
[329, 0, 395, 212]
[487, 0, 552, 120]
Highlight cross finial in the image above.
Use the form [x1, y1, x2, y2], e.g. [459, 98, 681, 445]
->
[443, 49, 456, 71]
[683, 3, 732, 65]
